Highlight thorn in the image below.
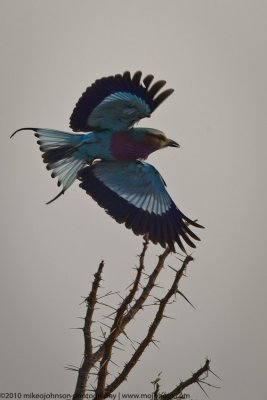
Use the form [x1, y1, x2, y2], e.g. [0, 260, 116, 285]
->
[175, 252, 186, 259]
[100, 326, 107, 338]
[97, 290, 117, 300]
[168, 265, 179, 273]
[142, 272, 150, 278]
[92, 337, 105, 343]
[143, 303, 157, 307]
[209, 368, 222, 381]
[65, 365, 79, 371]
[65, 367, 79, 372]
[130, 343, 137, 351]
[177, 290, 196, 309]
[103, 312, 116, 320]
[151, 339, 160, 349]
[116, 293, 124, 301]
[69, 327, 83, 330]
[112, 345, 125, 352]
[162, 314, 175, 320]
[99, 321, 112, 329]
[122, 330, 135, 345]
[197, 382, 209, 397]
[109, 359, 120, 367]
[154, 283, 164, 289]
[125, 281, 135, 290]
[199, 380, 221, 389]
[115, 338, 124, 346]
[97, 301, 117, 310]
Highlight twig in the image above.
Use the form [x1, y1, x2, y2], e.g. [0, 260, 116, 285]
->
[122, 247, 172, 325]
[160, 359, 210, 400]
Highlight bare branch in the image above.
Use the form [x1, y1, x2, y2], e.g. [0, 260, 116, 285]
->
[94, 244, 172, 369]
[104, 255, 193, 396]
[72, 244, 212, 400]
[72, 260, 104, 400]
[160, 359, 210, 400]
[121, 247, 172, 326]
[94, 237, 149, 398]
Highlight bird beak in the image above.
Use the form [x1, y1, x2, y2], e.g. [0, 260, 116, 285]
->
[167, 139, 180, 148]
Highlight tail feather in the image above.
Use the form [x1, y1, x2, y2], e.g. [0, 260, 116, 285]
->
[42, 145, 76, 163]
[11, 128, 87, 203]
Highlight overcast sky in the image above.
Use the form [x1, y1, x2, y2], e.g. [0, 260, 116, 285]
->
[0, 1, 266, 399]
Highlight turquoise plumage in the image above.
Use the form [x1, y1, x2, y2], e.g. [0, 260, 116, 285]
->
[11, 71, 203, 252]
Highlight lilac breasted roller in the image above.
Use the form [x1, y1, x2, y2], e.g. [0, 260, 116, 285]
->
[11, 71, 203, 252]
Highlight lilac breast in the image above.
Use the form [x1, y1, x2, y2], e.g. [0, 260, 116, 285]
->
[111, 131, 157, 160]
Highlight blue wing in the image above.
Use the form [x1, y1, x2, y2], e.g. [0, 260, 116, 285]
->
[78, 160, 203, 252]
[69, 71, 174, 132]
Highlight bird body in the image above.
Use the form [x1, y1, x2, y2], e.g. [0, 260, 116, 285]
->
[11, 71, 203, 252]
[37, 127, 173, 162]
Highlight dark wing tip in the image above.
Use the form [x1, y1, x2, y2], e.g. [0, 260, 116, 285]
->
[180, 230, 197, 248]
[148, 80, 166, 98]
[153, 89, 174, 110]
[132, 70, 142, 84]
[143, 74, 154, 89]
[186, 218, 205, 229]
[10, 127, 38, 138]
[122, 70, 131, 81]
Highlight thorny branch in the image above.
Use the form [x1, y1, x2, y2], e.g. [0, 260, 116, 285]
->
[71, 240, 215, 400]
[160, 359, 210, 400]
[103, 255, 193, 397]
[73, 260, 104, 399]
[94, 237, 149, 398]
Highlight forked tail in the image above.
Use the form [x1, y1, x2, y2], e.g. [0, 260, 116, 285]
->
[11, 128, 87, 203]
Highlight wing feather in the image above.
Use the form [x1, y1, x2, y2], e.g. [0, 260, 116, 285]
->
[78, 160, 203, 252]
[143, 74, 154, 89]
[70, 71, 174, 132]
[153, 89, 175, 110]
[148, 80, 166, 98]
[132, 70, 142, 84]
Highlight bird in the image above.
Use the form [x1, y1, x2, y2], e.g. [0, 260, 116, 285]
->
[11, 71, 203, 252]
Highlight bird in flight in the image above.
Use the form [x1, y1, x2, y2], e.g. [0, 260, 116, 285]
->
[11, 71, 203, 252]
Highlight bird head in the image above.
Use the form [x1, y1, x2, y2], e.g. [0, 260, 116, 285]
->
[142, 128, 180, 150]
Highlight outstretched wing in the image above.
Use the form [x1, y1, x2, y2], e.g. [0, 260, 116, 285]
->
[78, 160, 203, 252]
[70, 71, 174, 132]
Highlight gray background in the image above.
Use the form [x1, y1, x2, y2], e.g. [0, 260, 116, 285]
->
[1, 1, 266, 399]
